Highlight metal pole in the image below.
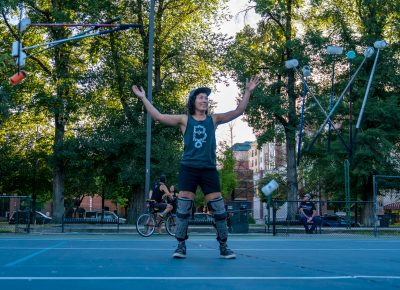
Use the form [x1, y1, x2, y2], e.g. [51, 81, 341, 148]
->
[348, 61, 353, 161]
[296, 79, 307, 166]
[356, 49, 381, 129]
[23, 27, 129, 51]
[267, 195, 271, 233]
[293, 69, 350, 152]
[327, 60, 335, 151]
[373, 175, 377, 237]
[344, 159, 350, 229]
[30, 23, 140, 28]
[306, 57, 368, 152]
[145, 0, 156, 203]
[272, 200, 277, 236]
[27, 16, 123, 58]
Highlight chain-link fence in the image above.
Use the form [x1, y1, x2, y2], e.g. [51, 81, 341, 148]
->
[0, 196, 32, 233]
[265, 199, 400, 237]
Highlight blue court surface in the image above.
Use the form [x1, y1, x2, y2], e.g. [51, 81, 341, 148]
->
[0, 234, 399, 290]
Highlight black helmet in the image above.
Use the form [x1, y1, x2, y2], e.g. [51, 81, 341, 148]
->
[159, 174, 166, 183]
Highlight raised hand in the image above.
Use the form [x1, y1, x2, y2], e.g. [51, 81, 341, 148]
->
[132, 85, 146, 99]
[246, 76, 260, 93]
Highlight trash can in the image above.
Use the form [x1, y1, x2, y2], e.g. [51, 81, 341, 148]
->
[226, 201, 252, 233]
[379, 215, 390, 227]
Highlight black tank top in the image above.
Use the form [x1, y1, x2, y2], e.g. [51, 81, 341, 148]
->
[180, 115, 216, 168]
[152, 183, 164, 203]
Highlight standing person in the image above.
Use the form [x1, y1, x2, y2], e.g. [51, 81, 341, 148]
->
[299, 193, 322, 234]
[132, 76, 259, 259]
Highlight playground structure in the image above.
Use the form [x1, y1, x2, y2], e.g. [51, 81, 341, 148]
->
[8, 11, 141, 86]
[285, 40, 388, 227]
[285, 40, 387, 158]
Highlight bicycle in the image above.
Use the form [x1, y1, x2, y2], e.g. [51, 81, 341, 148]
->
[136, 199, 176, 237]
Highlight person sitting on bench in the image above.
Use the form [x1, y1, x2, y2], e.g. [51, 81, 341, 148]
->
[299, 193, 322, 234]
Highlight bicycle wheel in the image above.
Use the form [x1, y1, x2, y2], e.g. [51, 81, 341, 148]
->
[165, 214, 176, 236]
[136, 213, 156, 237]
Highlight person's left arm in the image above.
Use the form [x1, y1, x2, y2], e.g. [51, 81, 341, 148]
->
[160, 184, 172, 200]
[212, 76, 260, 126]
[311, 202, 317, 218]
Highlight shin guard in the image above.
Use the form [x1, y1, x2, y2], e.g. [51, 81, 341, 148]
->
[175, 197, 193, 241]
[208, 197, 229, 242]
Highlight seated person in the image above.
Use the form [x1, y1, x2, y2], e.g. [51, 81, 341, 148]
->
[149, 175, 174, 218]
[299, 193, 322, 234]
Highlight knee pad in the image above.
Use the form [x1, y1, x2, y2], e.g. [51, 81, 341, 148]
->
[207, 197, 227, 220]
[175, 197, 193, 241]
[176, 197, 193, 219]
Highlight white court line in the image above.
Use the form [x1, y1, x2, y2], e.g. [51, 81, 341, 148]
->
[2, 238, 399, 242]
[5, 242, 66, 267]
[0, 247, 399, 251]
[0, 276, 399, 280]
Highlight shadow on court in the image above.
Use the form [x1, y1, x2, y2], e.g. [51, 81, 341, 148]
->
[0, 234, 399, 290]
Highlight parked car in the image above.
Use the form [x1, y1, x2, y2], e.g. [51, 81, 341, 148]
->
[9, 210, 52, 224]
[321, 215, 360, 227]
[84, 211, 126, 224]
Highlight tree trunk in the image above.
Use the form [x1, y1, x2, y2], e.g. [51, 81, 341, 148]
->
[127, 185, 145, 222]
[49, 1, 71, 223]
[361, 176, 375, 226]
[52, 116, 65, 223]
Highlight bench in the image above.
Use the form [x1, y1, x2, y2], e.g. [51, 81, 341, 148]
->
[61, 216, 121, 233]
[265, 212, 322, 235]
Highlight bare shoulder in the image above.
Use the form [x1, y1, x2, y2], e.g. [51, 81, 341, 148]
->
[212, 113, 228, 127]
[157, 114, 187, 127]
[179, 114, 188, 124]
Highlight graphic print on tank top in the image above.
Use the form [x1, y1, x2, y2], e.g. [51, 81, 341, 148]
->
[193, 125, 207, 148]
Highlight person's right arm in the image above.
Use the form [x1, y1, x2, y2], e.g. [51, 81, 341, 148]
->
[299, 204, 309, 218]
[132, 85, 187, 130]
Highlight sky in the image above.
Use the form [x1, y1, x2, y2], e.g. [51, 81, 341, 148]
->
[211, 0, 261, 146]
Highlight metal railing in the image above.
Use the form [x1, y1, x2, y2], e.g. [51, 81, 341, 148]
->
[265, 199, 400, 237]
[0, 195, 32, 233]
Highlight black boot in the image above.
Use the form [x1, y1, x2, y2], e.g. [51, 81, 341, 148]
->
[173, 241, 187, 259]
[219, 241, 236, 259]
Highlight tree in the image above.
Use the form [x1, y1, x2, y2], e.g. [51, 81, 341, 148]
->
[298, 0, 400, 225]
[217, 142, 237, 200]
[225, 0, 305, 219]
[1, 0, 231, 222]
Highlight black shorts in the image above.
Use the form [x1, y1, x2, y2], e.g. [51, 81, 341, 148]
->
[154, 202, 167, 211]
[178, 164, 221, 195]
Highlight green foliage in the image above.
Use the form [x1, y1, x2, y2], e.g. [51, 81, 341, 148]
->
[299, 0, 400, 201]
[226, 0, 400, 205]
[217, 142, 237, 199]
[0, 0, 230, 218]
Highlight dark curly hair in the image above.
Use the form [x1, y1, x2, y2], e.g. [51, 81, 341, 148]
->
[186, 87, 211, 115]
